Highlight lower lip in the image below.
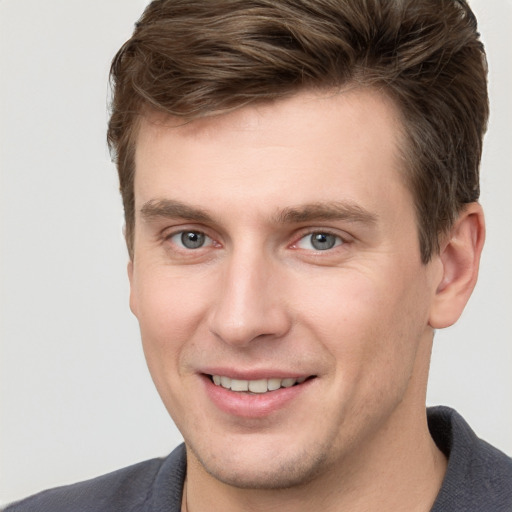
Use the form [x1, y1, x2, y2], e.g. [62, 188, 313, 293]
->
[202, 375, 312, 418]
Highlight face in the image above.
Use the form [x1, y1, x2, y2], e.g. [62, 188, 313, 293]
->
[129, 89, 442, 490]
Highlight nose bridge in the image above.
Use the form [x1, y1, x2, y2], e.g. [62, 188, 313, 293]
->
[208, 243, 289, 346]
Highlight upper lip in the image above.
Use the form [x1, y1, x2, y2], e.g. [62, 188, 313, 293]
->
[200, 367, 314, 380]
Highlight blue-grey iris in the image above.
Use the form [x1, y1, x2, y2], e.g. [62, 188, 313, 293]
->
[181, 231, 205, 249]
[310, 233, 337, 250]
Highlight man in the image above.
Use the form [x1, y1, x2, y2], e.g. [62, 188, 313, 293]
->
[5, 0, 511, 511]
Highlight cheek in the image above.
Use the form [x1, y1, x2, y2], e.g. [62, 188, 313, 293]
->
[133, 270, 211, 366]
[296, 266, 430, 380]
[132, 270, 214, 422]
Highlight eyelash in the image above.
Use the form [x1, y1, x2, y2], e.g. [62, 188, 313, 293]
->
[165, 230, 217, 250]
[292, 231, 345, 252]
[163, 228, 348, 254]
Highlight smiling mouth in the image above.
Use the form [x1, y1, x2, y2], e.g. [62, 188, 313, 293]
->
[209, 375, 315, 394]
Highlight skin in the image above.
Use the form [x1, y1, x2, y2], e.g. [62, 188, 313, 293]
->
[128, 89, 484, 511]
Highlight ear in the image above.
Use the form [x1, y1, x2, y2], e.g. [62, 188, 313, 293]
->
[429, 203, 485, 329]
[127, 260, 139, 317]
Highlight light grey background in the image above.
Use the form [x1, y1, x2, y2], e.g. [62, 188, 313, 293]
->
[1, 0, 511, 506]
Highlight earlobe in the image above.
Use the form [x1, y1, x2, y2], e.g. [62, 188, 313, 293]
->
[429, 203, 485, 329]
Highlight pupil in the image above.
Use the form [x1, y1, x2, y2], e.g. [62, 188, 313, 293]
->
[181, 231, 205, 249]
[311, 233, 336, 250]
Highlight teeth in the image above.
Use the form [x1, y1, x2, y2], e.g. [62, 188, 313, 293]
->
[281, 378, 296, 388]
[230, 379, 249, 392]
[248, 379, 268, 393]
[211, 375, 307, 393]
[267, 378, 282, 391]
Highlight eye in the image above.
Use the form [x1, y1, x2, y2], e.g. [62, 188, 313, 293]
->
[296, 232, 343, 251]
[170, 230, 212, 249]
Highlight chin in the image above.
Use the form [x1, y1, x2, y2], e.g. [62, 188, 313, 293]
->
[186, 439, 331, 490]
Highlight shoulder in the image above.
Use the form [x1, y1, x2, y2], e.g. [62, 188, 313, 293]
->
[3, 444, 186, 512]
[429, 406, 512, 512]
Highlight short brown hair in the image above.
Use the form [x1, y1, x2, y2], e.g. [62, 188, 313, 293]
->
[107, 0, 488, 262]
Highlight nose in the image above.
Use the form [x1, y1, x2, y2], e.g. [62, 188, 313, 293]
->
[208, 249, 291, 347]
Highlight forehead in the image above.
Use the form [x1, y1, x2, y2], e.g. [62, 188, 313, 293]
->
[133, 88, 409, 221]
[137, 87, 404, 150]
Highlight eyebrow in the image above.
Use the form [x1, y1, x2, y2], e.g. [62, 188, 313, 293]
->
[274, 202, 378, 225]
[140, 199, 377, 226]
[140, 199, 213, 223]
